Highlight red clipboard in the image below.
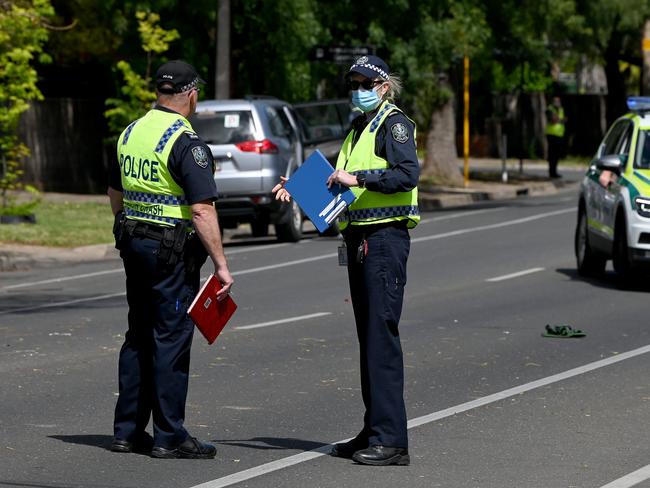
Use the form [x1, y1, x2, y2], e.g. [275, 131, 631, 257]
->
[187, 274, 237, 344]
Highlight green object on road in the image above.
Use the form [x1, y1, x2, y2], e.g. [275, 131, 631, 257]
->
[542, 324, 586, 338]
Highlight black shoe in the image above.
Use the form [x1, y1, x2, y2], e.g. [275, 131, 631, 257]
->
[110, 432, 154, 454]
[352, 445, 410, 466]
[151, 437, 216, 459]
[330, 438, 368, 459]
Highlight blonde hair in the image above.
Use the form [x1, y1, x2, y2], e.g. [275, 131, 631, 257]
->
[378, 73, 402, 104]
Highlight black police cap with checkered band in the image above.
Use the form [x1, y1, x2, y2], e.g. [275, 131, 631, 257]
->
[155, 60, 205, 94]
[347, 55, 390, 81]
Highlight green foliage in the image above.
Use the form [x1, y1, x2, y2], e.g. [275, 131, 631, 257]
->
[104, 11, 179, 138]
[0, 0, 52, 215]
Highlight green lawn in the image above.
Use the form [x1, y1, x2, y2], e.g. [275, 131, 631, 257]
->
[0, 201, 114, 247]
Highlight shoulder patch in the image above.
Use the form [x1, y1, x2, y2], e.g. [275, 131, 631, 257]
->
[191, 145, 209, 168]
[184, 130, 199, 140]
[391, 123, 409, 144]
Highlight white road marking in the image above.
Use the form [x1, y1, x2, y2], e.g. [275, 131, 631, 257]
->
[486, 267, 545, 282]
[599, 465, 650, 488]
[189, 344, 650, 488]
[0, 243, 290, 292]
[419, 206, 505, 224]
[411, 208, 575, 245]
[0, 269, 124, 291]
[235, 312, 331, 330]
[0, 207, 574, 315]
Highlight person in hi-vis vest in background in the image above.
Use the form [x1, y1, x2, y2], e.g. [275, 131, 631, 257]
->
[273, 55, 418, 466]
[107, 60, 233, 459]
[545, 95, 567, 178]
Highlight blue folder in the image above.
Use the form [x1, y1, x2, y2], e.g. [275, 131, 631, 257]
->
[284, 150, 356, 233]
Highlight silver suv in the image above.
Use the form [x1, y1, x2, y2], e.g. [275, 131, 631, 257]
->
[190, 97, 351, 241]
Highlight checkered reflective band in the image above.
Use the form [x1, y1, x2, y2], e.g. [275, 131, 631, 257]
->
[344, 205, 419, 221]
[369, 104, 395, 133]
[124, 190, 189, 206]
[124, 207, 191, 226]
[350, 62, 390, 80]
[155, 119, 187, 153]
[350, 169, 385, 176]
[122, 120, 139, 145]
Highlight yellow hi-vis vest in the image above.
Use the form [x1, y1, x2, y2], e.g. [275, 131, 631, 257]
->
[117, 109, 194, 228]
[336, 101, 420, 231]
[545, 105, 565, 138]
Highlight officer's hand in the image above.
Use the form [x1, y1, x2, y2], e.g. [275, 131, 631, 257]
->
[215, 266, 234, 301]
[326, 169, 357, 188]
[272, 176, 292, 202]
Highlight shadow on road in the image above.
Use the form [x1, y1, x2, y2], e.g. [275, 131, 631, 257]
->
[556, 268, 650, 293]
[215, 436, 329, 452]
[48, 434, 112, 450]
[0, 480, 135, 488]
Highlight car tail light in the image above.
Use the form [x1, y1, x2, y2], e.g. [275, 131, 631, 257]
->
[235, 139, 279, 154]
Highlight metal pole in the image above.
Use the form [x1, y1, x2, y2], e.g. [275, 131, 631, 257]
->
[501, 134, 508, 183]
[463, 55, 470, 187]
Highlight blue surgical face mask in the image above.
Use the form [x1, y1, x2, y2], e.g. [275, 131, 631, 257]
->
[351, 87, 382, 112]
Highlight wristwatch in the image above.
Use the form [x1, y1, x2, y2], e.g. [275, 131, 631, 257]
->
[356, 173, 367, 188]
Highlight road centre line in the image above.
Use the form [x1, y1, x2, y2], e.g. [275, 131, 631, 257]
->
[411, 207, 575, 244]
[235, 312, 331, 330]
[486, 267, 545, 282]
[419, 206, 505, 224]
[0, 207, 574, 315]
[0, 207, 500, 292]
[0, 243, 291, 292]
[190, 343, 650, 488]
[600, 464, 650, 488]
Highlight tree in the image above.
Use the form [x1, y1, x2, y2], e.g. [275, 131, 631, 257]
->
[0, 0, 54, 216]
[104, 11, 179, 138]
[575, 0, 650, 124]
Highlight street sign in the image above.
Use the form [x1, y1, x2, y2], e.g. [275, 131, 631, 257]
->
[310, 45, 374, 64]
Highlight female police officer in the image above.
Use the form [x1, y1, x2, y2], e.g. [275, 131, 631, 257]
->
[273, 55, 419, 466]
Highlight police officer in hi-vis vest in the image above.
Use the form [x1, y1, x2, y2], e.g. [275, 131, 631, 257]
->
[274, 55, 418, 466]
[545, 95, 566, 178]
[107, 60, 233, 459]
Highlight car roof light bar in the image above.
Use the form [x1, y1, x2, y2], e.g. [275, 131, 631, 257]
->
[627, 97, 650, 113]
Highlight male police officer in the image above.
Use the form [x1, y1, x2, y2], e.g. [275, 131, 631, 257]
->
[107, 60, 233, 459]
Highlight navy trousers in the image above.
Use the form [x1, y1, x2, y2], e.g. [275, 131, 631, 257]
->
[113, 235, 200, 449]
[345, 223, 410, 449]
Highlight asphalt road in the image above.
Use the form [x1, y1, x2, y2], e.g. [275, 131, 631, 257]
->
[3, 183, 650, 488]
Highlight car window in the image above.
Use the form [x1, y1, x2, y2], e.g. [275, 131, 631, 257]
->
[601, 120, 629, 156]
[616, 123, 633, 156]
[190, 110, 255, 145]
[293, 102, 351, 143]
[266, 106, 293, 138]
[635, 130, 650, 169]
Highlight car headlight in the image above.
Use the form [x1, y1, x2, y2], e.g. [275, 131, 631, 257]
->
[635, 197, 650, 217]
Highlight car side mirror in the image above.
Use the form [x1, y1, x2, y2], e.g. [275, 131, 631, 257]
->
[595, 154, 624, 174]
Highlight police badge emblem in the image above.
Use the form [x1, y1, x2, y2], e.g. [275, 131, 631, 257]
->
[356, 56, 369, 65]
[391, 123, 409, 144]
[191, 146, 209, 168]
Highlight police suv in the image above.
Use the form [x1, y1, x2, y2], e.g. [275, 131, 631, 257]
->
[575, 97, 650, 278]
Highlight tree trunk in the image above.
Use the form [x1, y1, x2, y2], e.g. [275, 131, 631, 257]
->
[215, 0, 231, 99]
[643, 19, 650, 95]
[422, 91, 463, 187]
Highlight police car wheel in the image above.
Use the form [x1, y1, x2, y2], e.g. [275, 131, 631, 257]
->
[575, 207, 606, 276]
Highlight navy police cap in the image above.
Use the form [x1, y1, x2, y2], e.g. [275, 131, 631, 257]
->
[155, 60, 205, 94]
[347, 55, 390, 80]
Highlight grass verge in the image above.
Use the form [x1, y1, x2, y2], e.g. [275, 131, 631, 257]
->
[0, 201, 113, 247]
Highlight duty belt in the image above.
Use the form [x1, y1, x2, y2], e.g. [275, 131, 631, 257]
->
[124, 220, 167, 240]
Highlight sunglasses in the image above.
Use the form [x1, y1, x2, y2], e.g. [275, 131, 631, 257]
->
[348, 79, 383, 90]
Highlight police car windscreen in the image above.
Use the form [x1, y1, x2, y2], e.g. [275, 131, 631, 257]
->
[636, 130, 650, 170]
[191, 111, 256, 145]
